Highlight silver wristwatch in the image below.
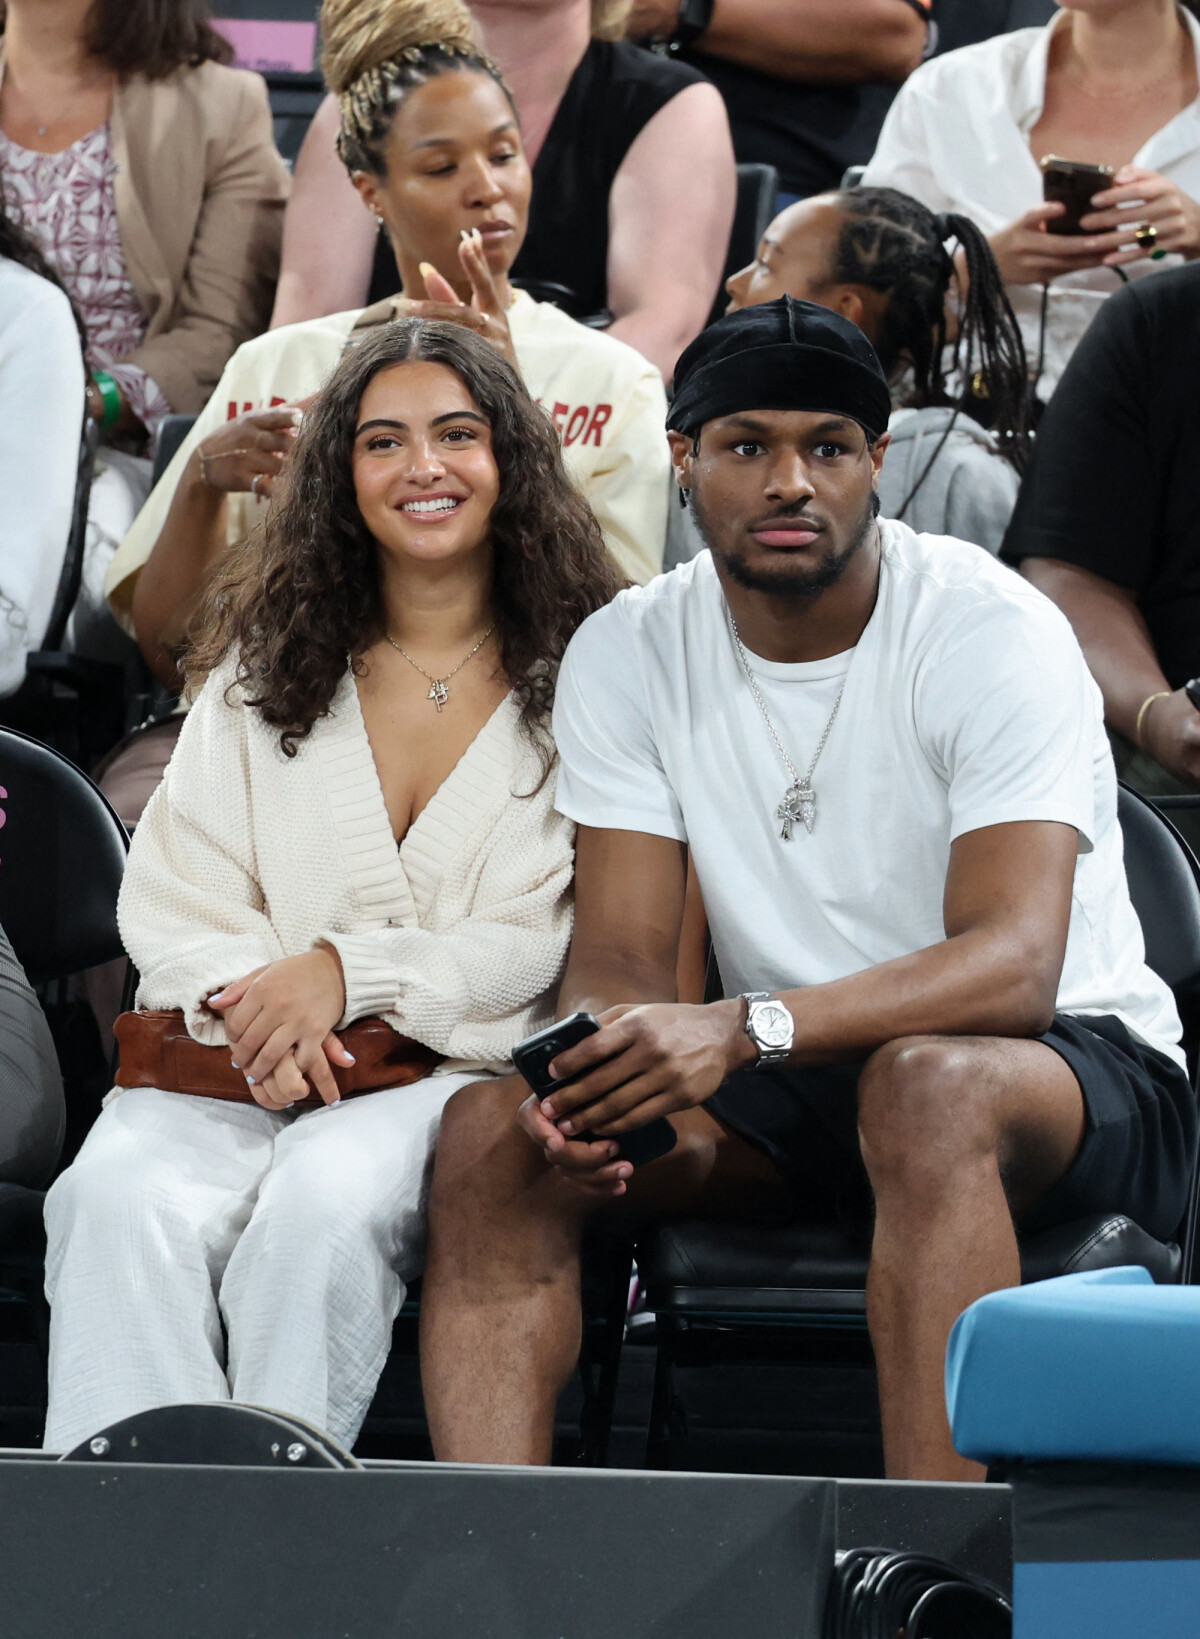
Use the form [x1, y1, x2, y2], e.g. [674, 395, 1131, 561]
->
[742, 991, 794, 1066]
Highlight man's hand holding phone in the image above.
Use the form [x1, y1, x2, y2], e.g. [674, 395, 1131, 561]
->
[540, 1001, 751, 1136]
[512, 1001, 752, 1197]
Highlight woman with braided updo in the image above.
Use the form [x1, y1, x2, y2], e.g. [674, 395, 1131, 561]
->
[269, 0, 734, 380]
[725, 187, 1033, 555]
[103, 0, 669, 789]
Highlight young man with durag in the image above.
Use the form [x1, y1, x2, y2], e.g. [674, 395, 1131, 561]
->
[417, 297, 1196, 1482]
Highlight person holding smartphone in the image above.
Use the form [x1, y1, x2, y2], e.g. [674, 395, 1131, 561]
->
[860, 0, 1200, 398]
[418, 296, 1195, 1485]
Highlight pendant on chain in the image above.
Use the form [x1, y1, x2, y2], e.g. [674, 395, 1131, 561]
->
[777, 780, 816, 841]
[427, 680, 450, 711]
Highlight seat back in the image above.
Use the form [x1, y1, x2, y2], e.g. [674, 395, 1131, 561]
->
[0, 728, 128, 983]
[39, 415, 97, 655]
[1117, 783, 1200, 998]
[151, 414, 199, 487]
[707, 163, 779, 326]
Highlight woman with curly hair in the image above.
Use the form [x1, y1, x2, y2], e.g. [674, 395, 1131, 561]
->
[42, 318, 622, 1455]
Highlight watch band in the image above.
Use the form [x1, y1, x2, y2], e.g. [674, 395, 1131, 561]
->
[742, 990, 794, 1066]
[672, 0, 716, 50]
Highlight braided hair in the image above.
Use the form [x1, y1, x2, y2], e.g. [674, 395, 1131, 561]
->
[322, 0, 512, 176]
[832, 187, 1033, 472]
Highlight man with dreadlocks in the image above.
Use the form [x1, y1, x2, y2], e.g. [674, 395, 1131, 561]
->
[419, 296, 1194, 1483]
[724, 186, 1033, 556]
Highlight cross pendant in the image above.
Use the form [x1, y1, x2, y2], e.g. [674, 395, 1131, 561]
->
[428, 679, 449, 711]
[776, 780, 816, 841]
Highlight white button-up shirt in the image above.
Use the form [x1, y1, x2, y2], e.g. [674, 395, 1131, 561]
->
[861, 8, 1200, 398]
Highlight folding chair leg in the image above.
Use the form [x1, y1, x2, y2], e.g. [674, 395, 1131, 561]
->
[645, 1314, 689, 1470]
[577, 1239, 634, 1466]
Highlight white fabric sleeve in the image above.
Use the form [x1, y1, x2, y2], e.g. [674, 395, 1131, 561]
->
[859, 63, 960, 213]
[584, 366, 670, 586]
[552, 605, 686, 841]
[321, 777, 575, 1065]
[117, 662, 286, 1041]
[915, 582, 1099, 851]
[0, 277, 85, 695]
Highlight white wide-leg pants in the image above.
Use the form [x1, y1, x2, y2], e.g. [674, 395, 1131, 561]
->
[42, 1071, 479, 1453]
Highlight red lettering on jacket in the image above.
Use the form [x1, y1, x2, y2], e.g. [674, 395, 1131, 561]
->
[583, 404, 612, 447]
[551, 402, 569, 430]
[563, 404, 590, 446]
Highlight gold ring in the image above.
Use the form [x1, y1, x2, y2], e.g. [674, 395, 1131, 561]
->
[1134, 221, 1158, 250]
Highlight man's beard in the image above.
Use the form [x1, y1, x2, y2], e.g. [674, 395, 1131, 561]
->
[691, 486, 877, 599]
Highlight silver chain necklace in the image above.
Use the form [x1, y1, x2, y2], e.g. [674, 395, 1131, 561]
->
[726, 607, 847, 840]
[386, 623, 496, 712]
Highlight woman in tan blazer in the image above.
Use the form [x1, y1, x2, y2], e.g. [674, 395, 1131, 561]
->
[0, 0, 289, 659]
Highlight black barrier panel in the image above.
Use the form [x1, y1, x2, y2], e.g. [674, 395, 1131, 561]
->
[0, 1460, 834, 1639]
[1012, 1461, 1200, 1563]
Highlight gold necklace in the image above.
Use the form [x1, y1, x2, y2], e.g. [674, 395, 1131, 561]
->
[386, 624, 497, 712]
[1061, 52, 1187, 102]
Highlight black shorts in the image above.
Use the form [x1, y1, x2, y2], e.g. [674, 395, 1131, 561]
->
[706, 1013, 1197, 1243]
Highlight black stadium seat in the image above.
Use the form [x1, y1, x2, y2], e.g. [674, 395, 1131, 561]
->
[0, 731, 129, 1402]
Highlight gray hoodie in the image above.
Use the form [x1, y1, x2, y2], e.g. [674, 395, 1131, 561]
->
[876, 406, 1020, 557]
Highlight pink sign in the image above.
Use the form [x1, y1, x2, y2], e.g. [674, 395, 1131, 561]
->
[212, 19, 317, 74]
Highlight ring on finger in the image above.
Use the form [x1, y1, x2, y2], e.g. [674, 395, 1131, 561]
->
[251, 472, 263, 498]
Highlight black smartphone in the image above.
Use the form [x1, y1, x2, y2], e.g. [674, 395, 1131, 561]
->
[511, 1013, 678, 1169]
[1041, 155, 1115, 236]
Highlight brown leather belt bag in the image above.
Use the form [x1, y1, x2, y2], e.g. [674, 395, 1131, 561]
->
[114, 1009, 444, 1111]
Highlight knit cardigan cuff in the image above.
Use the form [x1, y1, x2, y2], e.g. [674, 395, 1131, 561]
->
[324, 931, 402, 1025]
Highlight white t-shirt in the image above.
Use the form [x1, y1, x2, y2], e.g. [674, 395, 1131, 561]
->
[0, 259, 85, 696]
[553, 521, 1184, 1068]
[104, 287, 670, 630]
[861, 10, 1200, 399]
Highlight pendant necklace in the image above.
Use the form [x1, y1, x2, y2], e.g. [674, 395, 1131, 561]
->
[726, 607, 846, 840]
[386, 623, 497, 712]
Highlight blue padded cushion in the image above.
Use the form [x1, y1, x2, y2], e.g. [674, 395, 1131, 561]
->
[946, 1267, 1200, 1466]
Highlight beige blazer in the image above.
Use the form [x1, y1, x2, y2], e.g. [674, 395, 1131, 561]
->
[1, 54, 290, 412]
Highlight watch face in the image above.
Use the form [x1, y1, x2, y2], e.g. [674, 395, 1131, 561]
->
[751, 1001, 793, 1050]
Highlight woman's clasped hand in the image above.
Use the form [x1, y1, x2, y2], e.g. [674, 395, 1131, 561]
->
[207, 945, 352, 1110]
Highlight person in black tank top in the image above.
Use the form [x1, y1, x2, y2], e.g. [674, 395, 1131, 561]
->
[369, 40, 704, 319]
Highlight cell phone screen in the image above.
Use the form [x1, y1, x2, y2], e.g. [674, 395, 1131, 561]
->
[1042, 157, 1114, 237]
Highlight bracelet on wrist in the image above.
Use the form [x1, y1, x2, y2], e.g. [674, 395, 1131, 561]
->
[91, 369, 122, 433]
[1135, 689, 1172, 750]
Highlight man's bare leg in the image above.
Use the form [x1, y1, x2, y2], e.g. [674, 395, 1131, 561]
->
[420, 1075, 783, 1465]
[858, 1035, 1086, 1481]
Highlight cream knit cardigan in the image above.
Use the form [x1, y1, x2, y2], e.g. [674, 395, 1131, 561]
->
[117, 658, 575, 1075]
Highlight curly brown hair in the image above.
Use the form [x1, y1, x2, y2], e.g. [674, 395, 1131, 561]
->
[187, 319, 624, 760]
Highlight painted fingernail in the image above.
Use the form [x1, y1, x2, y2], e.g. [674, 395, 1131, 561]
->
[343, 1053, 356, 1064]
[208, 991, 226, 1003]
[230, 1061, 240, 1070]
[459, 229, 471, 242]
[419, 260, 438, 279]
[245, 1075, 256, 1086]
